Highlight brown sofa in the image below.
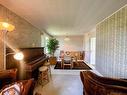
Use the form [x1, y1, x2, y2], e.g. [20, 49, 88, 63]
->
[0, 69, 35, 95]
[80, 71, 127, 95]
[0, 68, 17, 89]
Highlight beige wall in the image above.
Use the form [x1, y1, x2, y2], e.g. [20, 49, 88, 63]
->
[0, 5, 43, 69]
[55, 36, 84, 58]
[96, 5, 127, 78]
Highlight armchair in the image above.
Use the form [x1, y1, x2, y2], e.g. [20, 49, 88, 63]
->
[80, 71, 127, 95]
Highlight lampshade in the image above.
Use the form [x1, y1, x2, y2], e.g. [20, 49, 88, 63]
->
[0, 22, 15, 31]
[13, 52, 24, 61]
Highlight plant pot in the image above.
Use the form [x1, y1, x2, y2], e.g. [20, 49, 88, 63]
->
[49, 57, 57, 65]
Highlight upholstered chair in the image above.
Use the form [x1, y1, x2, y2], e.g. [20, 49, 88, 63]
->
[80, 71, 127, 95]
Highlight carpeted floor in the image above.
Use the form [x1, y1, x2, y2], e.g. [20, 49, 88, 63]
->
[54, 61, 91, 70]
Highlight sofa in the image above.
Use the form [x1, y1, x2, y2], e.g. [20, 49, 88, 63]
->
[0, 68, 35, 95]
[0, 68, 17, 89]
[80, 71, 127, 95]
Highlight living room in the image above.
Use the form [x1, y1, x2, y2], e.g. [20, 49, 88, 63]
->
[0, 0, 127, 95]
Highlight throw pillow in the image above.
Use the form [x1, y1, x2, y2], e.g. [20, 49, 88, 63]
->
[0, 82, 23, 95]
[0, 78, 34, 95]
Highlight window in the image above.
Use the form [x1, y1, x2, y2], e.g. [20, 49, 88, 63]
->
[90, 37, 96, 65]
[41, 34, 45, 47]
[45, 36, 49, 54]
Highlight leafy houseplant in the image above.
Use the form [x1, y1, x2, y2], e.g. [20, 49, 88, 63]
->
[47, 38, 59, 56]
[47, 38, 59, 65]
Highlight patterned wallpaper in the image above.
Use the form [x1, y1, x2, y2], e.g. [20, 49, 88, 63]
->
[0, 4, 43, 69]
[96, 5, 127, 78]
[0, 5, 42, 48]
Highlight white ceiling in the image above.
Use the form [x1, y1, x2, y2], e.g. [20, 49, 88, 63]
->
[1, 0, 127, 36]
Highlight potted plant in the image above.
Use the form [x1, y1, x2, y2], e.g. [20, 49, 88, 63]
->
[47, 38, 59, 65]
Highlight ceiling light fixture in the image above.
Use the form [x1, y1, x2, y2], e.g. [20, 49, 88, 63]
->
[64, 36, 70, 41]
